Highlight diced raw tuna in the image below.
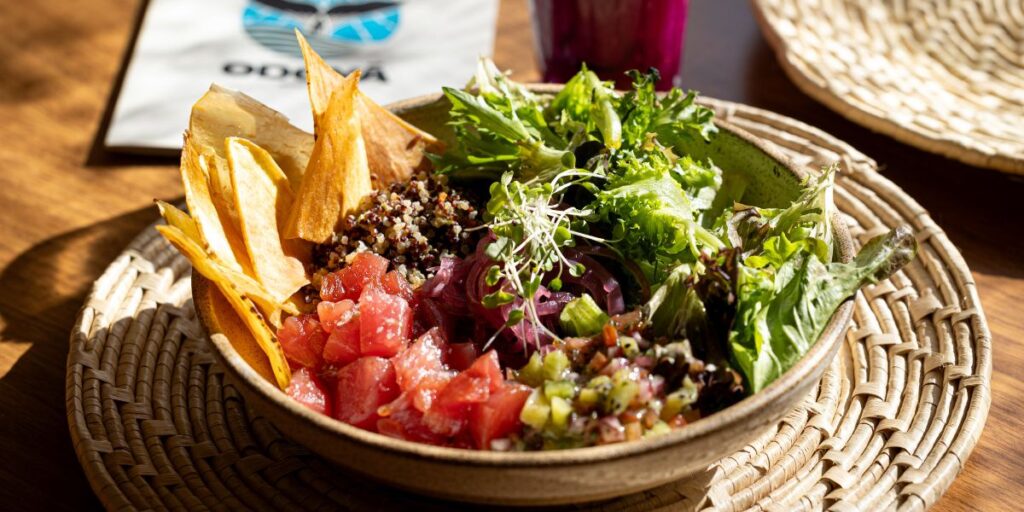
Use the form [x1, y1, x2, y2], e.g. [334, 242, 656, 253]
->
[278, 314, 326, 369]
[381, 270, 414, 302]
[392, 327, 447, 390]
[286, 367, 331, 416]
[317, 299, 355, 332]
[319, 252, 389, 302]
[422, 351, 503, 436]
[377, 391, 446, 445]
[359, 285, 412, 358]
[322, 312, 361, 366]
[470, 382, 531, 449]
[334, 357, 400, 430]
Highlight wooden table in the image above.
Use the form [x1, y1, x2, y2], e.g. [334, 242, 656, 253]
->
[0, 0, 1019, 510]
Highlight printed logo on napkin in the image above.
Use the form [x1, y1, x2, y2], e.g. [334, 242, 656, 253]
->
[105, 0, 498, 152]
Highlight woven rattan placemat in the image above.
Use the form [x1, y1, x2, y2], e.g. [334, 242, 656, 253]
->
[66, 99, 991, 511]
[750, 0, 1024, 175]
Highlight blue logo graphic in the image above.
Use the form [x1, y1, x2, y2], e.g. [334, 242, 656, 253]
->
[243, 0, 401, 58]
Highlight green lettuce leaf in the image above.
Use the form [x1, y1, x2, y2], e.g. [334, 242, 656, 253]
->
[545, 67, 622, 149]
[435, 87, 574, 181]
[652, 88, 718, 147]
[673, 155, 722, 217]
[593, 148, 723, 272]
[730, 168, 836, 258]
[730, 226, 917, 392]
[617, 69, 718, 151]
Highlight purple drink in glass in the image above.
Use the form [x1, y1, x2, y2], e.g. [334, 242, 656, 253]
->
[531, 0, 689, 90]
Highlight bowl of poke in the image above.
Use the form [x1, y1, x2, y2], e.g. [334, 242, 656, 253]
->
[162, 32, 917, 505]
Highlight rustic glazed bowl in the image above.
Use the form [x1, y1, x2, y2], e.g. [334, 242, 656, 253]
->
[192, 88, 855, 506]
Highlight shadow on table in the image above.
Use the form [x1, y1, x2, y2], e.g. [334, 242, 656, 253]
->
[0, 204, 160, 511]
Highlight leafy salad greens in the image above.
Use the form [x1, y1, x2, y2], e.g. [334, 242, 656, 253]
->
[436, 59, 916, 394]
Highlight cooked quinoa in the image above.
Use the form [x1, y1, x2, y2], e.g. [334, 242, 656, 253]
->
[311, 171, 483, 287]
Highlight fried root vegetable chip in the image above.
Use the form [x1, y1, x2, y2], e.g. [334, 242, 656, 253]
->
[226, 137, 310, 304]
[180, 136, 252, 273]
[155, 200, 201, 242]
[203, 278, 279, 386]
[190, 84, 313, 191]
[295, 30, 343, 132]
[296, 30, 441, 188]
[285, 72, 373, 243]
[157, 224, 293, 389]
[357, 93, 444, 188]
[155, 202, 298, 324]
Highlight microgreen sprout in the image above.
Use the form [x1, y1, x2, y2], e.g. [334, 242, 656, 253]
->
[477, 170, 610, 349]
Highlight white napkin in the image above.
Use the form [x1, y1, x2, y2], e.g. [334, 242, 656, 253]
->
[105, 0, 499, 152]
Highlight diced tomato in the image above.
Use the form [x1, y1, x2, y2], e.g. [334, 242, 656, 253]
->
[381, 270, 414, 302]
[334, 357, 399, 430]
[392, 327, 447, 390]
[322, 312, 361, 366]
[446, 342, 478, 371]
[317, 299, 355, 332]
[286, 367, 331, 416]
[359, 285, 412, 358]
[278, 314, 326, 369]
[470, 382, 531, 449]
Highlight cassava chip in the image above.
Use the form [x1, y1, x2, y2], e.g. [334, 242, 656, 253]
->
[295, 30, 343, 131]
[180, 136, 252, 273]
[296, 30, 441, 187]
[190, 84, 313, 190]
[356, 93, 443, 188]
[226, 137, 310, 304]
[155, 200, 201, 242]
[157, 224, 292, 389]
[152, 209, 296, 326]
[285, 72, 373, 243]
[203, 279, 279, 386]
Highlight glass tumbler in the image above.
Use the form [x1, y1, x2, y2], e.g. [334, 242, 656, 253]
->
[530, 0, 690, 90]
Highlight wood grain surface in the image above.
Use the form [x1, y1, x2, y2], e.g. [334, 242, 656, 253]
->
[0, 0, 1018, 510]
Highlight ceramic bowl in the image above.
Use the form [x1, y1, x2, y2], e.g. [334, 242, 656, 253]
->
[192, 88, 855, 506]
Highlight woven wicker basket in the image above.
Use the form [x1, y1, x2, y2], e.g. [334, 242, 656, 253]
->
[66, 98, 991, 511]
[750, 0, 1024, 175]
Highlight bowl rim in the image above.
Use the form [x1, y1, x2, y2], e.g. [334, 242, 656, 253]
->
[194, 88, 855, 468]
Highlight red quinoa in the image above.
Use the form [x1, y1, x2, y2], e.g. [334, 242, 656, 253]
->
[311, 172, 483, 287]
